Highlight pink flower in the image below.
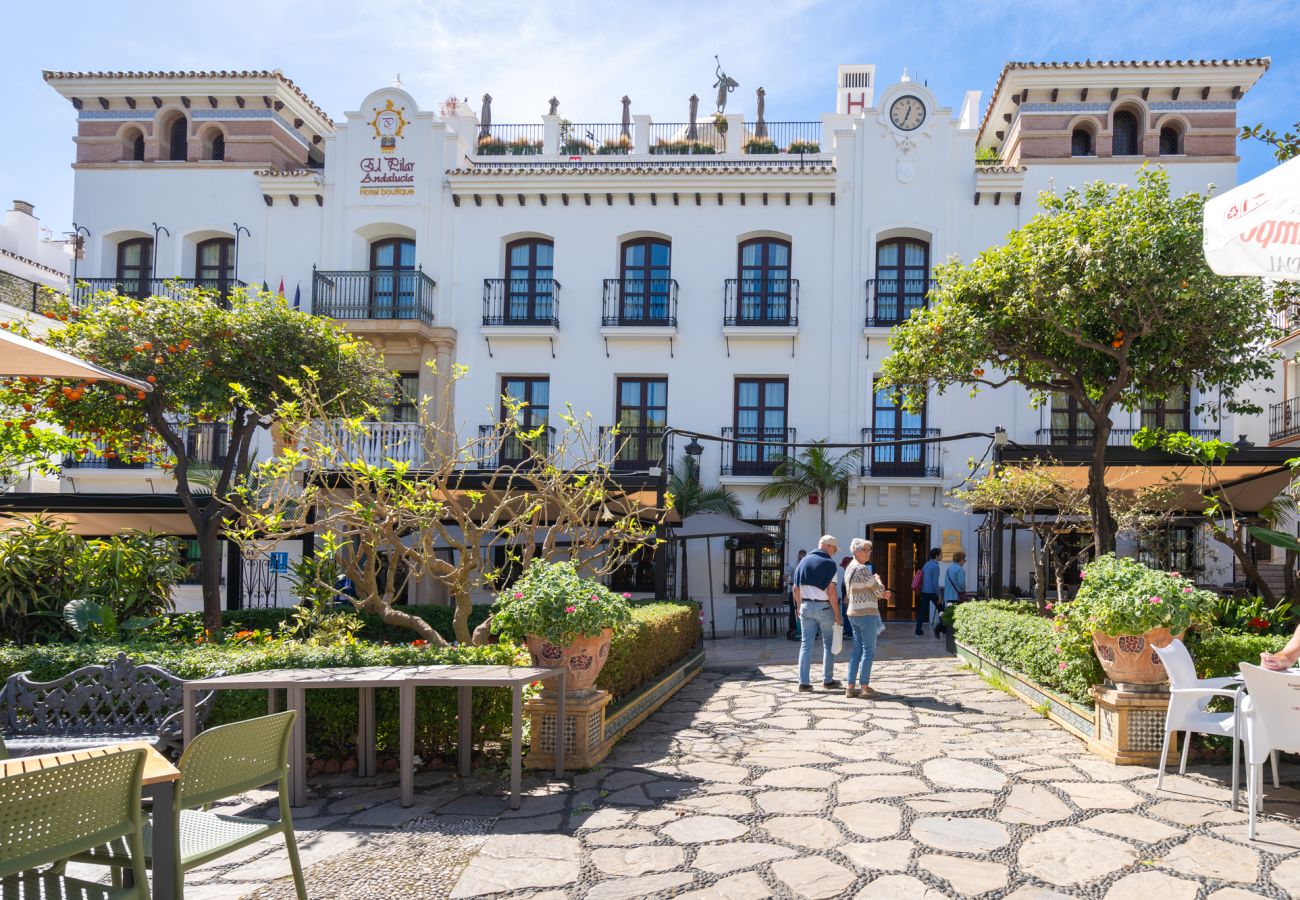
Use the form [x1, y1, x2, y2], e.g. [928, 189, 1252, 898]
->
[1080, 572, 1088, 579]
[1182, 586, 1193, 593]
[1148, 596, 1163, 605]
[513, 592, 523, 599]
[1054, 646, 1062, 654]
[622, 592, 632, 599]
[565, 605, 576, 614]
[1170, 571, 1181, 578]
[1058, 662, 1068, 670]
[1045, 602, 1054, 611]
[590, 594, 598, 601]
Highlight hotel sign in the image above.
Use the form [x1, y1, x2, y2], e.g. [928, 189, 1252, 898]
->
[361, 99, 415, 197]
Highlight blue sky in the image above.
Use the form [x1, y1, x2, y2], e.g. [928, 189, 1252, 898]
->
[3, 0, 1297, 236]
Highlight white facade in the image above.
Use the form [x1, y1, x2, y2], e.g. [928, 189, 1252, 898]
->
[31, 60, 1270, 619]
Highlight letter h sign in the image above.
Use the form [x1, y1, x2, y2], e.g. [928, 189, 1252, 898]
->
[846, 92, 868, 115]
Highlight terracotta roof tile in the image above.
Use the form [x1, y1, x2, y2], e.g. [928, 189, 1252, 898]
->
[41, 69, 333, 127]
[446, 161, 835, 177]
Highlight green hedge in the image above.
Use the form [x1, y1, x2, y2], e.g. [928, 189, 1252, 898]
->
[1186, 631, 1279, 679]
[952, 601, 1102, 705]
[0, 601, 701, 759]
[217, 605, 492, 644]
[597, 602, 701, 700]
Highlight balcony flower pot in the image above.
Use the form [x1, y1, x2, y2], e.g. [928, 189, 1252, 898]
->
[490, 559, 633, 696]
[1054, 554, 1218, 686]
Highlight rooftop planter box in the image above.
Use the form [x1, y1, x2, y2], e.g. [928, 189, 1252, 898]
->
[649, 140, 717, 155]
[743, 138, 779, 155]
[596, 136, 632, 155]
[786, 139, 821, 154]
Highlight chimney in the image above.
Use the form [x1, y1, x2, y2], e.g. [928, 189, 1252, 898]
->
[11, 200, 34, 216]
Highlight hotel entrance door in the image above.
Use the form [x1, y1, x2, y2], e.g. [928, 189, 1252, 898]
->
[868, 524, 929, 622]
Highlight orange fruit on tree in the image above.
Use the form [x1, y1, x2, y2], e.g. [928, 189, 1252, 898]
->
[146, 375, 157, 384]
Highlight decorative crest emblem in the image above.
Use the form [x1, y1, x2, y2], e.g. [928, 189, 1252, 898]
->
[369, 99, 407, 153]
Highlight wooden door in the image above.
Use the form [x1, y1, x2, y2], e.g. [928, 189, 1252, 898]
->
[869, 524, 929, 621]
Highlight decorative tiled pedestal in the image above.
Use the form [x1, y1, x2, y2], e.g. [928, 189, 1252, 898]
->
[524, 690, 612, 770]
[1089, 682, 1178, 766]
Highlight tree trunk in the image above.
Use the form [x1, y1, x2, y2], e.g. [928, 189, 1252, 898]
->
[1088, 422, 1117, 555]
[1212, 527, 1278, 605]
[1286, 549, 1298, 603]
[197, 517, 224, 636]
[356, 593, 447, 644]
[819, 500, 827, 539]
[680, 539, 690, 601]
[453, 588, 473, 644]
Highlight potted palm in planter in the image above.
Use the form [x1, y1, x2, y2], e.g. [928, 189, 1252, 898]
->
[1056, 554, 1217, 684]
[492, 559, 632, 695]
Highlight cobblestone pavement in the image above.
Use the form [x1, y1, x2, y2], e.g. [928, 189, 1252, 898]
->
[67, 642, 1300, 898]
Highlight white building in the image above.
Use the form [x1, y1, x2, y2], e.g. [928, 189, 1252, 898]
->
[22, 58, 1271, 621]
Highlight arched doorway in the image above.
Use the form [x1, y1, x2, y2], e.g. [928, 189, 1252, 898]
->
[867, 523, 930, 621]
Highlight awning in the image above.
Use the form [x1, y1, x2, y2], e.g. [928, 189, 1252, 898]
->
[0, 330, 154, 391]
[1203, 154, 1300, 280]
[0, 511, 196, 536]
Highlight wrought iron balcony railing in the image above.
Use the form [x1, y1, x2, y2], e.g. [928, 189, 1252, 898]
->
[860, 427, 941, 478]
[720, 426, 796, 476]
[598, 425, 667, 472]
[312, 268, 436, 324]
[474, 424, 556, 469]
[482, 278, 561, 327]
[70, 278, 248, 307]
[1271, 398, 1300, 443]
[723, 278, 799, 327]
[63, 422, 228, 470]
[865, 277, 938, 327]
[601, 279, 678, 327]
[1033, 427, 1222, 448]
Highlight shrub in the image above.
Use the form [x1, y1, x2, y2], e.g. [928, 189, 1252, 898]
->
[598, 602, 700, 699]
[506, 137, 542, 155]
[491, 560, 632, 645]
[0, 516, 184, 644]
[597, 136, 632, 155]
[743, 138, 779, 154]
[476, 137, 508, 155]
[786, 140, 821, 154]
[953, 601, 1101, 705]
[1213, 594, 1296, 636]
[650, 140, 717, 155]
[0, 641, 527, 761]
[559, 139, 595, 155]
[146, 604, 494, 645]
[1186, 631, 1281, 680]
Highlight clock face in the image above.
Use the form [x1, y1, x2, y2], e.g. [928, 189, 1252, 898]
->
[889, 95, 926, 131]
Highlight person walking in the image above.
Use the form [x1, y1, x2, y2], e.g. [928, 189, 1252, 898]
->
[785, 549, 806, 641]
[844, 538, 890, 698]
[915, 547, 942, 637]
[938, 550, 968, 639]
[793, 535, 843, 691]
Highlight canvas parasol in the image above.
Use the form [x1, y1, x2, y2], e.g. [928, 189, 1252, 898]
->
[0, 329, 153, 391]
[673, 511, 772, 640]
[1203, 154, 1300, 281]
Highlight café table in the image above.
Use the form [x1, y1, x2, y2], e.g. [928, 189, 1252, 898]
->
[182, 664, 565, 809]
[1, 741, 181, 900]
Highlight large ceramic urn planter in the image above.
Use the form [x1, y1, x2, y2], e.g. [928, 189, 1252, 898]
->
[1092, 627, 1179, 685]
[526, 628, 613, 696]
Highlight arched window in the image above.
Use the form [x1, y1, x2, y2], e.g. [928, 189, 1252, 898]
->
[505, 238, 555, 324]
[167, 115, 189, 161]
[369, 237, 416, 318]
[619, 237, 671, 322]
[873, 238, 930, 325]
[735, 237, 792, 324]
[1159, 125, 1183, 156]
[1112, 109, 1139, 156]
[1071, 127, 1094, 157]
[121, 127, 145, 162]
[210, 132, 225, 161]
[115, 238, 153, 299]
[196, 238, 236, 298]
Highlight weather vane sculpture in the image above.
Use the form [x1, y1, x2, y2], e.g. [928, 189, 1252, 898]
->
[713, 55, 738, 114]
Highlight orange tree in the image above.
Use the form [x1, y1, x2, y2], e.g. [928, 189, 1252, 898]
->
[879, 169, 1281, 554]
[10, 291, 391, 632]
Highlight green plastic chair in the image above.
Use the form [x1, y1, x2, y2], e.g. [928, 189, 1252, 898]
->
[0, 748, 149, 899]
[72, 711, 306, 900]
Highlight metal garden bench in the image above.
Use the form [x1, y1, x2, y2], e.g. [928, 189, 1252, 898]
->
[1, 652, 218, 758]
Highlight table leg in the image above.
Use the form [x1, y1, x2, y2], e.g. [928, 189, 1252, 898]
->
[1232, 695, 1242, 810]
[145, 779, 178, 900]
[555, 671, 566, 776]
[268, 688, 278, 715]
[458, 685, 472, 778]
[358, 686, 376, 778]
[182, 688, 196, 748]
[287, 687, 307, 807]
[399, 684, 414, 808]
[510, 684, 522, 809]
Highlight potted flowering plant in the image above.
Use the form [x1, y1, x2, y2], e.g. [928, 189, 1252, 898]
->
[491, 559, 633, 694]
[1055, 554, 1218, 684]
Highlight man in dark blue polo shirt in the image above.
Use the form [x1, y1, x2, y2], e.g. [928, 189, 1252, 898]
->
[793, 534, 843, 691]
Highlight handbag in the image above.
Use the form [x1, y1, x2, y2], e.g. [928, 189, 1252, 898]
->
[910, 568, 924, 592]
[831, 622, 844, 654]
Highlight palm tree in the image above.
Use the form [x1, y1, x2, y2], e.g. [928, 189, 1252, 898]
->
[758, 441, 861, 537]
[668, 454, 741, 600]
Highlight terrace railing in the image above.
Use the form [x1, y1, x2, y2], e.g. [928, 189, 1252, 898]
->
[474, 123, 545, 156]
[70, 277, 248, 307]
[744, 121, 822, 153]
[312, 268, 436, 324]
[865, 277, 938, 327]
[720, 426, 796, 477]
[1033, 427, 1221, 448]
[724, 278, 799, 327]
[598, 425, 666, 472]
[861, 427, 941, 478]
[482, 278, 561, 327]
[474, 424, 556, 469]
[1271, 398, 1300, 443]
[601, 278, 678, 326]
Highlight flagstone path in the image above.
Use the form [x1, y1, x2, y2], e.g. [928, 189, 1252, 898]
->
[93, 640, 1300, 898]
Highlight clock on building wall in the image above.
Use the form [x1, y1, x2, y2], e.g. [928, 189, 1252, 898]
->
[889, 95, 926, 131]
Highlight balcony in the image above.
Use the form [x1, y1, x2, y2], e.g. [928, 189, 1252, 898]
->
[474, 424, 556, 469]
[723, 278, 799, 328]
[601, 279, 678, 327]
[63, 423, 228, 470]
[482, 278, 561, 328]
[861, 428, 941, 478]
[720, 426, 796, 477]
[1270, 399, 1300, 442]
[328, 421, 426, 467]
[865, 278, 937, 328]
[71, 278, 248, 308]
[598, 425, 665, 473]
[312, 269, 436, 325]
[1033, 427, 1222, 448]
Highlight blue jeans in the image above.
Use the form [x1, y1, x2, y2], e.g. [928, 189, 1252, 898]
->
[798, 601, 837, 685]
[916, 592, 939, 635]
[847, 615, 880, 686]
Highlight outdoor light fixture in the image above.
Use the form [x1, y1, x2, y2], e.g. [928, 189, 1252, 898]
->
[684, 437, 704, 458]
[993, 425, 1008, 447]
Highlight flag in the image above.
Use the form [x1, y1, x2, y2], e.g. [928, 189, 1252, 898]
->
[262, 280, 270, 294]
[293, 284, 301, 310]
[278, 278, 285, 297]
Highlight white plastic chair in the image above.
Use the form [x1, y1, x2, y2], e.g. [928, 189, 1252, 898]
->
[1153, 640, 1240, 791]
[1238, 663, 1300, 839]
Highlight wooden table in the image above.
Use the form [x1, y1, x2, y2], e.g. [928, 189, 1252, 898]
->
[2, 741, 181, 900]
[182, 664, 565, 809]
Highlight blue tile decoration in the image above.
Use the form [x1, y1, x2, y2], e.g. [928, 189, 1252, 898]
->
[603, 651, 705, 741]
